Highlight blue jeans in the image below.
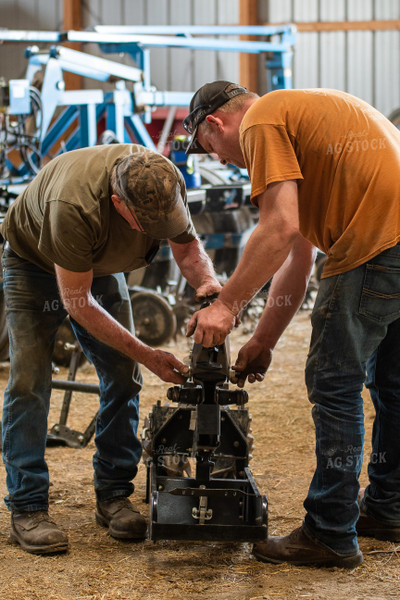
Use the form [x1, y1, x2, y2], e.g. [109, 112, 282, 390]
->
[1, 249, 143, 513]
[304, 242, 400, 555]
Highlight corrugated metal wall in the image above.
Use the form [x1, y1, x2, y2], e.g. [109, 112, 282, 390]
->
[0, 0, 240, 92]
[80, 0, 240, 92]
[1, 0, 63, 78]
[262, 0, 400, 117]
[1, 0, 400, 117]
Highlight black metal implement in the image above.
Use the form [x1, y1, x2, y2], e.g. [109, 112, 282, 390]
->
[143, 328, 268, 542]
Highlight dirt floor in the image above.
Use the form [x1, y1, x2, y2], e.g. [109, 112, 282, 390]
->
[0, 309, 399, 600]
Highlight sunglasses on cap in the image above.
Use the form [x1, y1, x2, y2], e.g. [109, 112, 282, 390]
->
[183, 82, 248, 142]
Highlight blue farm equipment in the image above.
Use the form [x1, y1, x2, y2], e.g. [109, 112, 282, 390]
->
[0, 30, 295, 538]
[0, 24, 296, 350]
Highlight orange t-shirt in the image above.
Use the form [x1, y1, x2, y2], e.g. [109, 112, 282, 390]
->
[239, 88, 400, 277]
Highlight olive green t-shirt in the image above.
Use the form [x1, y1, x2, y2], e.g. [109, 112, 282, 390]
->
[1, 144, 196, 276]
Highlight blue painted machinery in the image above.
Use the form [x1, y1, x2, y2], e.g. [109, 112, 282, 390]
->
[0, 24, 296, 347]
[0, 30, 295, 523]
[0, 25, 295, 180]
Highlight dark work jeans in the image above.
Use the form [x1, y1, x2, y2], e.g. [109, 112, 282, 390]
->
[1, 250, 143, 513]
[304, 242, 400, 555]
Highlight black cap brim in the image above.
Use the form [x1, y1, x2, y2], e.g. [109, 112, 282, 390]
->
[185, 125, 208, 155]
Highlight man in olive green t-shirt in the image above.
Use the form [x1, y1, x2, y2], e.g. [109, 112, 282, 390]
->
[0, 143, 221, 554]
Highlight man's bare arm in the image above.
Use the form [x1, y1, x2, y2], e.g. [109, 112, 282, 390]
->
[232, 234, 316, 387]
[169, 237, 222, 300]
[187, 180, 300, 346]
[54, 265, 188, 383]
[251, 233, 316, 350]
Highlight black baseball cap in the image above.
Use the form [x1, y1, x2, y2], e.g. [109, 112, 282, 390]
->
[183, 81, 248, 154]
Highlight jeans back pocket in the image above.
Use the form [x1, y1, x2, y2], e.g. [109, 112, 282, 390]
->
[359, 263, 400, 323]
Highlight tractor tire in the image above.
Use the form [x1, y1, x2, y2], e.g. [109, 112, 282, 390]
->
[131, 290, 176, 347]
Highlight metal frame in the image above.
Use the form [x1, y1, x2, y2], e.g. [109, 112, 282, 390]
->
[0, 25, 295, 263]
[144, 335, 268, 542]
[0, 24, 296, 178]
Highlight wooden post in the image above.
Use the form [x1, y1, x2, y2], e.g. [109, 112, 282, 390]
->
[239, 0, 259, 92]
[63, 0, 82, 90]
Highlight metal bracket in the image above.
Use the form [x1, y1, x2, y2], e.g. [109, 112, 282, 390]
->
[192, 488, 213, 524]
[47, 343, 99, 449]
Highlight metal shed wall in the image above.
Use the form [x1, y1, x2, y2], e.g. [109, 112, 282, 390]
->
[0, 0, 240, 93]
[262, 0, 400, 117]
[1, 0, 400, 117]
[80, 0, 240, 91]
[1, 0, 63, 78]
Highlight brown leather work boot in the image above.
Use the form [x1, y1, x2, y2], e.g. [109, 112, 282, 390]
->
[357, 488, 400, 541]
[96, 497, 147, 540]
[357, 512, 400, 542]
[253, 526, 363, 568]
[11, 511, 69, 554]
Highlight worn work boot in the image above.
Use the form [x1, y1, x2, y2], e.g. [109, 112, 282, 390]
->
[357, 512, 400, 542]
[11, 511, 69, 554]
[96, 497, 147, 540]
[253, 526, 363, 568]
[357, 488, 400, 541]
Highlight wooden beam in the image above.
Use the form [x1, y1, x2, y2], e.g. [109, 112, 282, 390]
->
[239, 0, 259, 92]
[63, 0, 82, 90]
[266, 19, 400, 33]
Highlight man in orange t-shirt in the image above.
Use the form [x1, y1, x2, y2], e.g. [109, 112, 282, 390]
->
[183, 81, 400, 568]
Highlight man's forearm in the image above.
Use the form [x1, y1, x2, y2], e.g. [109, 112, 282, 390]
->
[170, 237, 219, 289]
[216, 181, 301, 316]
[252, 237, 316, 349]
[186, 181, 304, 348]
[218, 222, 296, 316]
[64, 293, 154, 365]
[54, 264, 191, 384]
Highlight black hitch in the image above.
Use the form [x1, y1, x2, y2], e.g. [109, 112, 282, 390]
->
[143, 333, 268, 542]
